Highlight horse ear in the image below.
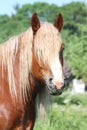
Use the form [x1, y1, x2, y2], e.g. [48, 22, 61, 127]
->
[31, 13, 40, 35]
[54, 13, 63, 32]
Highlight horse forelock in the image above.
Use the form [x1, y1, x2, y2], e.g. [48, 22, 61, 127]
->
[0, 28, 33, 102]
[34, 22, 62, 66]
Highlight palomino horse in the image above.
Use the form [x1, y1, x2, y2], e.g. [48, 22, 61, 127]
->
[0, 13, 65, 130]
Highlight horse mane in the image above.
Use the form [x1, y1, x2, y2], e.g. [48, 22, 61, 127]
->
[0, 28, 33, 101]
[0, 36, 19, 98]
[0, 22, 62, 102]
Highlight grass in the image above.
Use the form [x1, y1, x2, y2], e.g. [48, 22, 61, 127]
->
[34, 93, 87, 130]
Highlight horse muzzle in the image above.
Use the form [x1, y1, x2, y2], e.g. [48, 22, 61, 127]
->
[46, 78, 65, 95]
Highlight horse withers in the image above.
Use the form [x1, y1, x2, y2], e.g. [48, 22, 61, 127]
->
[0, 13, 65, 130]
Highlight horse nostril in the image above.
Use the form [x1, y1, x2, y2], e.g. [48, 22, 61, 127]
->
[49, 78, 53, 84]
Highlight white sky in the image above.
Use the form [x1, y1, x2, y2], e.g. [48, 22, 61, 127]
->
[0, 0, 86, 15]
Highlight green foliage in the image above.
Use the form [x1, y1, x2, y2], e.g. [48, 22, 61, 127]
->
[34, 105, 87, 130]
[0, 2, 87, 82]
[53, 92, 87, 106]
[34, 93, 87, 130]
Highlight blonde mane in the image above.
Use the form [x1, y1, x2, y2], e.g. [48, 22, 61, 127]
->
[0, 22, 62, 101]
[0, 28, 33, 101]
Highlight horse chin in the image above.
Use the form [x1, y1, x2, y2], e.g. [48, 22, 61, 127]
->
[49, 90, 62, 95]
[47, 84, 63, 96]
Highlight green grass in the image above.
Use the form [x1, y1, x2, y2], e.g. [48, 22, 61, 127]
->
[34, 93, 87, 130]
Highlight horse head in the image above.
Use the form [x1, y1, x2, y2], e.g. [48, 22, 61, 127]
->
[31, 13, 65, 95]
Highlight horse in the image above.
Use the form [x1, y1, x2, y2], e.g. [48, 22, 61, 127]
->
[0, 13, 65, 130]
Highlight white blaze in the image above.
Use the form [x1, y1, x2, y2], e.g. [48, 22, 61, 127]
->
[51, 55, 64, 84]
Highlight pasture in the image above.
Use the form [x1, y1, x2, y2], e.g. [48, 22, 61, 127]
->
[34, 93, 87, 130]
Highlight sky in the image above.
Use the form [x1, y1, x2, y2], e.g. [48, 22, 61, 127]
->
[0, 0, 86, 16]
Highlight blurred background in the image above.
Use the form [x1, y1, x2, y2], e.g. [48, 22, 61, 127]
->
[0, 0, 87, 130]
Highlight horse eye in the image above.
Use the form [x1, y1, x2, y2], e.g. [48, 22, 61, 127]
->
[62, 46, 65, 51]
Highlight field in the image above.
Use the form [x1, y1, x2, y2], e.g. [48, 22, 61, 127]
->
[34, 92, 87, 130]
